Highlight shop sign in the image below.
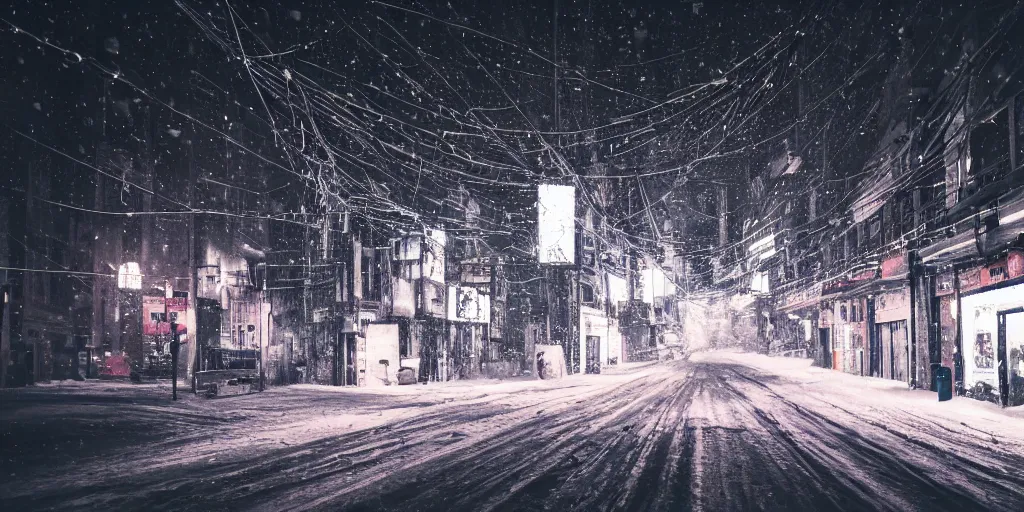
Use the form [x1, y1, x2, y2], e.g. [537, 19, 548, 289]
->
[822, 279, 849, 295]
[935, 271, 956, 297]
[982, 260, 1009, 287]
[880, 252, 908, 279]
[851, 269, 877, 281]
[978, 252, 1021, 287]
[875, 290, 910, 323]
[1007, 251, 1023, 279]
[782, 282, 822, 309]
[959, 267, 982, 293]
[142, 296, 188, 335]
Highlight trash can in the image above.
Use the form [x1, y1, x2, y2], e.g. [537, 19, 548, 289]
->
[936, 366, 953, 402]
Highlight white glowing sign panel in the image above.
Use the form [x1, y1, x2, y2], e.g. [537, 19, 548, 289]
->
[642, 264, 670, 304]
[606, 274, 629, 303]
[447, 286, 491, 323]
[538, 184, 576, 265]
[423, 229, 446, 283]
[118, 262, 142, 290]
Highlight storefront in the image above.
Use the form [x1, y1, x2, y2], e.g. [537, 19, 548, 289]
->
[823, 271, 874, 377]
[817, 302, 834, 369]
[959, 253, 1024, 406]
[933, 270, 958, 373]
[776, 282, 823, 359]
[874, 288, 911, 382]
[580, 305, 623, 373]
[833, 297, 868, 376]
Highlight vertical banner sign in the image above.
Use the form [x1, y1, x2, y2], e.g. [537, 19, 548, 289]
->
[143, 296, 188, 335]
[447, 286, 491, 323]
[143, 296, 166, 336]
[423, 230, 446, 283]
[537, 184, 576, 265]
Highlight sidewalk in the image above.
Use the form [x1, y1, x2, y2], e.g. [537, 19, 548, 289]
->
[693, 350, 1024, 424]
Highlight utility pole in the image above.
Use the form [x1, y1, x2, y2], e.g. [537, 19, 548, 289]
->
[170, 319, 180, 401]
[908, 251, 918, 389]
[552, 0, 559, 137]
[187, 94, 198, 393]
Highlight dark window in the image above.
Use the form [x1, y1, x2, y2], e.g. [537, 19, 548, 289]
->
[581, 283, 595, 304]
[840, 305, 848, 321]
[583, 235, 596, 250]
[968, 107, 1011, 194]
[869, 214, 881, 248]
[399, 321, 411, 358]
[361, 253, 375, 300]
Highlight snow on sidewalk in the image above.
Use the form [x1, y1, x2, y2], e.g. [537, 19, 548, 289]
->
[692, 350, 1024, 441]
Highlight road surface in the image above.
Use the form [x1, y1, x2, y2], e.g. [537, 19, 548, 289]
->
[3, 351, 1023, 511]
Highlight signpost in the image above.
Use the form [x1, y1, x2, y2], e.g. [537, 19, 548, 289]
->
[170, 320, 179, 401]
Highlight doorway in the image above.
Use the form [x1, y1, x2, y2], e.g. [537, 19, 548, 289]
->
[818, 328, 831, 369]
[585, 336, 601, 374]
[876, 320, 908, 382]
[334, 333, 357, 386]
[867, 297, 878, 377]
[997, 308, 1024, 407]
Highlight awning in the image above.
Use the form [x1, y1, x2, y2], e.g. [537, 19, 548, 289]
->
[919, 230, 979, 266]
[980, 186, 1024, 254]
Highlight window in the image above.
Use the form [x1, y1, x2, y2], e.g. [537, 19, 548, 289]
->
[399, 321, 411, 358]
[361, 254, 371, 298]
[583, 235, 596, 250]
[361, 252, 385, 301]
[581, 283, 595, 305]
[840, 305, 848, 321]
[869, 215, 881, 248]
[967, 106, 1011, 194]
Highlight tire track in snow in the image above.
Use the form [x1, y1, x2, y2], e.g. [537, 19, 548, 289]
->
[720, 363, 1024, 511]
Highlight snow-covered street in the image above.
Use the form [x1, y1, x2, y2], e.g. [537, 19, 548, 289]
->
[3, 352, 1022, 511]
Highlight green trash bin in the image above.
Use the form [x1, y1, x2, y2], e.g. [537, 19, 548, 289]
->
[936, 366, 953, 402]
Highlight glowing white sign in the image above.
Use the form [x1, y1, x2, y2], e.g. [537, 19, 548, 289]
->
[423, 229, 446, 283]
[447, 286, 491, 323]
[642, 264, 670, 304]
[117, 262, 142, 290]
[538, 184, 575, 265]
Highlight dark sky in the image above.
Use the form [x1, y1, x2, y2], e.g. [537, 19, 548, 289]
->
[3, 0, 1020, 253]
